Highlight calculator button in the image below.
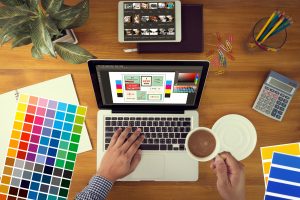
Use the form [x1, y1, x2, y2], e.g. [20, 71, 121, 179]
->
[270, 88, 274, 92]
[265, 86, 269, 90]
[275, 105, 279, 109]
[283, 99, 288, 103]
[275, 91, 279, 94]
[279, 107, 284, 111]
[286, 96, 290, 100]
[279, 97, 283, 101]
[281, 103, 287, 107]
[271, 110, 277, 116]
[278, 111, 283, 115]
[265, 110, 271, 114]
[276, 115, 281, 119]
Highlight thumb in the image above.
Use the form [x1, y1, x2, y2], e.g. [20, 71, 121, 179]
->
[130, 149, 142, 172]
[215, 155, 229, 185]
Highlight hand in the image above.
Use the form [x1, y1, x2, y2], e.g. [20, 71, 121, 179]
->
[210, 152, 246, 200]
[97, 127, 145, 182]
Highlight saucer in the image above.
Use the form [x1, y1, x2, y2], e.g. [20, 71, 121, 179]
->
[212, 114, 257, 161]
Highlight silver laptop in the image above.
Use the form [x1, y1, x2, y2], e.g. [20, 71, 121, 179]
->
[88, 60, 209, 181]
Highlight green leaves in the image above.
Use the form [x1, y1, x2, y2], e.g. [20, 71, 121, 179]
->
[0, 0, 94, 64]
[31, 46, 43, 59]
[30, 14, 56, 57]
[0, 16, 30, 39]
[52, 0, 89, 30]
[0, 0, 25, 6]
[12, 33, 31, 48]
[0, 4, 33, 27]
[54, 42, 95, 64]
[26, 0, 39, 10]
[41, 0, 63, 15]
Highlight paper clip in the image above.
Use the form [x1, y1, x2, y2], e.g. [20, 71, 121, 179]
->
[215, 69, 225, 75]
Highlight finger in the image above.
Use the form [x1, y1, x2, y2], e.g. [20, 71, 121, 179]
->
[115, 127, 131, 147]
[130, 149, 142, 172]
[219, 152, 241, 174]
[121, 128, 141, 152]
[126, 134, 145, 159]
[210, 160, 216, 170]
[215, 155, 229, 185]
[109, 128, 122, 147]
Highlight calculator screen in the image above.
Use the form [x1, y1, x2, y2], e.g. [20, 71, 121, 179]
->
[269, 78, 293, 93]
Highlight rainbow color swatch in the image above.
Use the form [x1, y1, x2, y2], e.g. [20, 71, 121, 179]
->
[165, 80, 172, 98]
[260, 143, 300, 187]
[115, 80, 123, 97]
[0, 94, 87, 200]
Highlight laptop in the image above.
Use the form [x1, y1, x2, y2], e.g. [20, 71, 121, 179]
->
[88, 60, 209, 181]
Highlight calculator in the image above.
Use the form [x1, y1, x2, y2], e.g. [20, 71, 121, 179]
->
[253, 71, 299, 121]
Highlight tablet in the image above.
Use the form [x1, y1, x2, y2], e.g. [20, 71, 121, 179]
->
[118, 1, 182, 43]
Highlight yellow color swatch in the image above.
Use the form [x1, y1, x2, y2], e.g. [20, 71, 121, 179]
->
[117, 89, 123, 93]
[0, 185, 9, 193]
[165, 89, 171, 94]
[17, 103, 27, 112]
[260, 143, 300, 186]
[9, 139, 19, 149]
[1, 176, 11, 185]
[13, 121, 23, 130]
[18, 94, 29, 103]
[11, 130, 21, 139]
[7, 148, 17, 157]
[15, 112, 25, 121]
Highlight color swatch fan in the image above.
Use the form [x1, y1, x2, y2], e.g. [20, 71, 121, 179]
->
[0, 94, 87, 200]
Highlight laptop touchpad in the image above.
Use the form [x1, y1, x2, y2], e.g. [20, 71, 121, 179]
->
[130, 154, 165, 180]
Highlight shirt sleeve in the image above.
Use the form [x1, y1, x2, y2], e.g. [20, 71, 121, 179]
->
[76, 176, 113, 200]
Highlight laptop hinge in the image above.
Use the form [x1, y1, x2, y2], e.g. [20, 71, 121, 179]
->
[112, 109, 184, 114]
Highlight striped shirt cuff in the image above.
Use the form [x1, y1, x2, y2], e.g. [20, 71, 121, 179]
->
[76, 176, 113, 200]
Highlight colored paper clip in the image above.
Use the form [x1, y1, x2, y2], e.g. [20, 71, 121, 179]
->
[215, 69, 225, 75]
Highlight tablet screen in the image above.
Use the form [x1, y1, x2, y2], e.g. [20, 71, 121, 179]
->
[123, 2, 176, 41]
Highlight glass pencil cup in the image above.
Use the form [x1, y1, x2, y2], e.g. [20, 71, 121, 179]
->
[248, 17, 287, 52]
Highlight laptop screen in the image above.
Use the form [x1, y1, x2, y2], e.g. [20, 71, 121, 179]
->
[90, 62, 209, 109]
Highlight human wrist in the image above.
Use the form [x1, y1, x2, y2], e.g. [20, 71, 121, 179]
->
[96, 170, 117, 183]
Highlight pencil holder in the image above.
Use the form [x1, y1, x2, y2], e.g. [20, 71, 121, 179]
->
[248, 17, 287, 52]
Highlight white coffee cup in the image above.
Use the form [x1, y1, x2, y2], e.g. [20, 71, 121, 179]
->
[185, 127, 221, 162]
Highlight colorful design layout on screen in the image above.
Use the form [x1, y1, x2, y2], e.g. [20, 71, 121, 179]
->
[0, 94, 87, 200]
[260, 143, 300, 187]
[264, 152, 300, 200]
[109, 72, 201, 104]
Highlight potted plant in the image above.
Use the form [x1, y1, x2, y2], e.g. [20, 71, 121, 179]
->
[0, 0, 96, 64]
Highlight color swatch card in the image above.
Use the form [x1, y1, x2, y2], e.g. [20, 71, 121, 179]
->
[0, 94, 87, 200]
[265, 152, 300, 200]
[261, 143, 300, 186]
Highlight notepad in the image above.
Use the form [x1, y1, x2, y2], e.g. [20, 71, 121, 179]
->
[264, 152, 300, 200]
[0, 75, 92, 181]
[0, 94, 87, 200]
[260, 143, 300, 186]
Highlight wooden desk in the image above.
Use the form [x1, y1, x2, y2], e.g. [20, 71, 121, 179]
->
[0, 0, 299, 199]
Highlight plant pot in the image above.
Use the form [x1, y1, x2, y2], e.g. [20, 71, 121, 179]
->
[54, 29, 78, 44]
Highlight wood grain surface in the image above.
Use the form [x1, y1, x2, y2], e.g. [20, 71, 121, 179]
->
[0, 0, 299, 199]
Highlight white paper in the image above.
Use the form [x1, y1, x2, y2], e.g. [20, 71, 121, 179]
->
[0, 74, 92, 177]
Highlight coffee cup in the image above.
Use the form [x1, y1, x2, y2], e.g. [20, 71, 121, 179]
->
[185, 127, 220, 162]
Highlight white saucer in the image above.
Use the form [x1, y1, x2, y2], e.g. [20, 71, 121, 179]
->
[212, 114, 257, 161]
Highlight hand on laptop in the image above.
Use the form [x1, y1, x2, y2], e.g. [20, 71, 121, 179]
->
[97, 127, 145, 182]
[210, 152, 246, 200]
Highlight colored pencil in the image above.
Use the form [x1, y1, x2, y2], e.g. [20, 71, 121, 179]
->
[260, 15, 285, 43]
[255, 10, 277, 41]
[270, 19, 293, 37]
[258, 11, 282, 42]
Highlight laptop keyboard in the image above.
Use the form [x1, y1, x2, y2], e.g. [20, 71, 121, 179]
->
[104, 116, 192, 151]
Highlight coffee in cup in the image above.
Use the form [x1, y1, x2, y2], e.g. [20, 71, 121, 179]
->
[185, 127, 220, 162]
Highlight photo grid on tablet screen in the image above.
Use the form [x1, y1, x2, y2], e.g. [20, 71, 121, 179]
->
[123, 2, 176, 41]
